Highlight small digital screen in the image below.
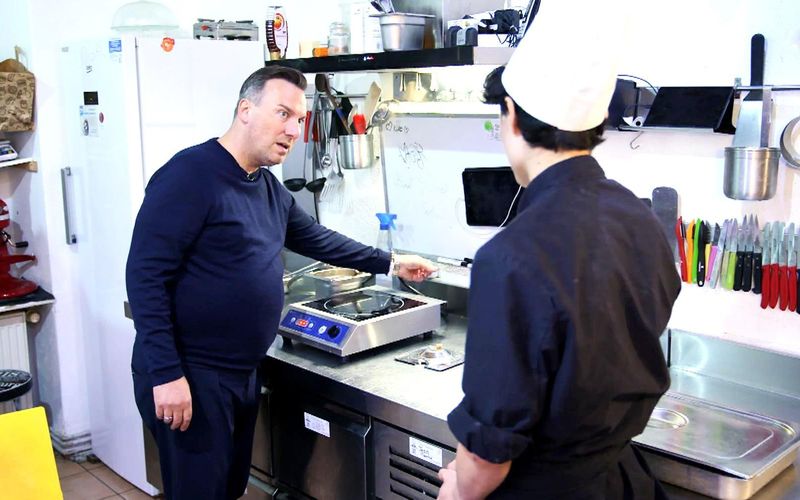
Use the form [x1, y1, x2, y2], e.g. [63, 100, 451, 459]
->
[462, 167, 522, 227]
[644, 87, 733, 128]
[83, 91, 99, 105]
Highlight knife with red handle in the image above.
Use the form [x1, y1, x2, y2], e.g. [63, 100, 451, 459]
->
[788, 227, 797, 312]
[778, 224, 793, 310]
[758, 223, 770, 307]
[768, 223, 782, 309]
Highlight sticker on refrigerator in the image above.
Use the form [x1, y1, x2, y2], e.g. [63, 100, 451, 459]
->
[79, 106, 100, 137]
[161, 37, 175, 53]
[409, 436, 442, 467]
[303, 412, 330, 438]
[108, 38, 122, 63]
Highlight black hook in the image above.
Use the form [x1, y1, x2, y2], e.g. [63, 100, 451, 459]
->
[629, 130, 644, 150]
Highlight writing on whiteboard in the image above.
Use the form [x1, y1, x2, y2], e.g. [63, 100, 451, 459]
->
[385, 121, 410, 134]
[484, 120, 501, 141]
[399, 142, 425, 169]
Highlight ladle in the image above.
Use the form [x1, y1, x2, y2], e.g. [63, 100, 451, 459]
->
[283, 92, 319, 191]
[315, 73, 351, 134]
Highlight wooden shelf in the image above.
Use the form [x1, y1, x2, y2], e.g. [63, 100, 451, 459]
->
[0, 157, 37, 172]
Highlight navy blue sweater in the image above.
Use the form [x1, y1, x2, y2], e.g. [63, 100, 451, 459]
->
[126, 139, 390, 385]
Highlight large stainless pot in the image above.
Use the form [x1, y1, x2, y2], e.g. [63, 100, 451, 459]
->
[723, 147, 780, 201]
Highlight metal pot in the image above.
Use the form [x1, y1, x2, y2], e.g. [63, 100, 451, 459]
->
[373, 13, 432, 51]
[337, 133, 375, 169]
[723, 146, 780, 201]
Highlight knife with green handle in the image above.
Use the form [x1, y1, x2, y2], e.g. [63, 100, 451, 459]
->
[724, 218, 739, 289]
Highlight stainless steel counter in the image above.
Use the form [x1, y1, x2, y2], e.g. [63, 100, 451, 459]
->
[267, 314, 467, 448]
[267, 289, 800, 499]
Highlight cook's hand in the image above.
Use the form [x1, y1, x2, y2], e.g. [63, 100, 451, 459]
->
[437, 460, 459, 500]
[153, 376, 192, 431]
[393, 254, 437, 282]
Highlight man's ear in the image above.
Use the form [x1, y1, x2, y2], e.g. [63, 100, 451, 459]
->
[504, 96, 522, 136]
[237, 99, 250, 123]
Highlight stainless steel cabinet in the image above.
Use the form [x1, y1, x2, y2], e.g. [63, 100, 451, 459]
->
[271, 391, 372, 500]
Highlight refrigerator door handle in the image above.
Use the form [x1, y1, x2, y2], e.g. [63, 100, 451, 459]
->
[61, 167, 77, 244]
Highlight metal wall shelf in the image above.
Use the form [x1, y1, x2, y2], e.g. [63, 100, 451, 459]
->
[0, 157, 37, 172]
[263, 46, 512, 73]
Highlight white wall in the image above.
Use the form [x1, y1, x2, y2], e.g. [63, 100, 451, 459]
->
[604, 0, 800, 357]
[2, 0, 798, 445]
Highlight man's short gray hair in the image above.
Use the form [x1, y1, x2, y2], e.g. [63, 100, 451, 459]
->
[234, 66, 307, 117]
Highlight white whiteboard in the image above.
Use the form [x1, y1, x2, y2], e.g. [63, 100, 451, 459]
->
[383, 114, 510, 260]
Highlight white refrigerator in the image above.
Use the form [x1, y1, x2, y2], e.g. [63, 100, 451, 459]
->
[59, 36, 265, 493]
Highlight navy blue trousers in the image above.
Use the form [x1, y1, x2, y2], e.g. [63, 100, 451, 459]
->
[133, 364, 260, 500]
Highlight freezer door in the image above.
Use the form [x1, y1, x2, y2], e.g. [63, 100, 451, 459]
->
[135, 38, 265, 184]
[61, 37, 264, 494]
[60, 35, 156, 494]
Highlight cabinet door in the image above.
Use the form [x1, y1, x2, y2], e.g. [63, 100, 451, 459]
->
[271, 391, 371, 500]
[251, 386, 273, 477]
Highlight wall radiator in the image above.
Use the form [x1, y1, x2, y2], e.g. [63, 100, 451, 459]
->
[0, 312, 32, 414]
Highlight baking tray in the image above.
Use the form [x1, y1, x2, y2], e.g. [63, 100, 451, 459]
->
[634, 392, 800, 499]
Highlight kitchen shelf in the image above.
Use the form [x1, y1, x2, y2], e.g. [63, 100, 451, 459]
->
[0, 287, 55, 315]
[0, 157, 37, 172]
[263, 46, 513, 73]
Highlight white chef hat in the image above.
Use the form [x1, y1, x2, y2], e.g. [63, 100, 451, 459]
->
[502, 1, 629, 132]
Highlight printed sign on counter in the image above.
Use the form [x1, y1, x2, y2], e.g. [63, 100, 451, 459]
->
[303, 412, 330, 438]
[409, 436, 443, 467]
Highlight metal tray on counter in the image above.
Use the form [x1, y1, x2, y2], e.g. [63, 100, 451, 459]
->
[633, 392, 800, 499]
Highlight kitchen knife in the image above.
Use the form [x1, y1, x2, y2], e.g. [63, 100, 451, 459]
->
[710, 220, 728, 289]
[796, 231, 800, 315]
[706, 223, 721, 284]
[753, 222, 767, 295]
[724, 219, 739, 290]
[770, 222, 783, 309]
[675, 217, 687, 282]
[733, 216, 747, 291]
[783, 223, 795, 311]
[788, 228, 797, 312]
[760, 222, 772, 308]
[697, 222, 708, 287]
[694, 218, 702, 284]
[687, 220, 696, 284]
[742, 214, 756, 292]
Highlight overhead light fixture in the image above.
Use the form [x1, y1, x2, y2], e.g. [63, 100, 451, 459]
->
[111, 0, 179, 32]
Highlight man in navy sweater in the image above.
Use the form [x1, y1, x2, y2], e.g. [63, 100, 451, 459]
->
[126, 66, 435, 499]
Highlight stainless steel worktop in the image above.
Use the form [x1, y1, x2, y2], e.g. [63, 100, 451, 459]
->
[267, 313, 467, 447]
[268, 277, 800, 499]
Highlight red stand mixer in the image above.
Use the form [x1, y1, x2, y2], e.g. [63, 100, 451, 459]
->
[0, 199, 38, 300]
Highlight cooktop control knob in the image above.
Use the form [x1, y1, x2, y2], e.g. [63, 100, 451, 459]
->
[326, 325, 340, 339]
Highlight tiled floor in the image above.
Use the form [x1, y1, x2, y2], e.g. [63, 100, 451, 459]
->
[55, 453, 156, 500]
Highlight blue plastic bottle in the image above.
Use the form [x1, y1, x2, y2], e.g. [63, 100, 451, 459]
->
[375, 213, 397, 287]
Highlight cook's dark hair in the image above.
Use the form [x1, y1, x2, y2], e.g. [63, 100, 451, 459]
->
[483, 66, 605, 152]
[235, 66, 307, 115]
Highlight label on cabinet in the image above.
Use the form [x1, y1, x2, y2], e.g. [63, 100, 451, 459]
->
[409, 436, 442, 467]
[303, 412, 330, 438]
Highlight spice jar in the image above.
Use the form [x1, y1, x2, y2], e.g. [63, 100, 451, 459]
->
[328, 22, 350, 55]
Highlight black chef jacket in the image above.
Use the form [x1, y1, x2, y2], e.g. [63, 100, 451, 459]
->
[448, 155, 681, 498]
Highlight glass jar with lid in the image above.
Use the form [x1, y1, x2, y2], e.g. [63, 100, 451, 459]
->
[328, 22, 350, 55]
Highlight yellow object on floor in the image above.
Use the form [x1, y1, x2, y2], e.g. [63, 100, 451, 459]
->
[0, 406, 63, 499]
